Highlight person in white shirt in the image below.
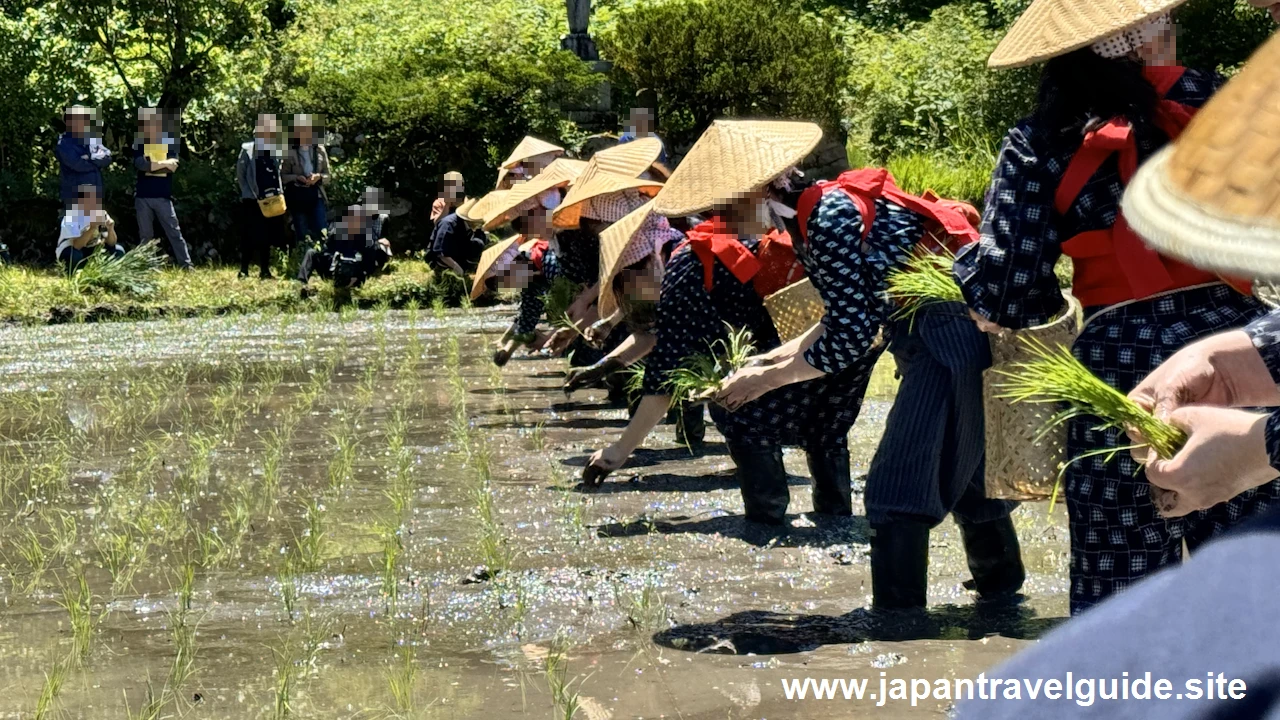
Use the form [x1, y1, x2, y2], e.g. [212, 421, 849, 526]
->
[58, 184, 123, 270]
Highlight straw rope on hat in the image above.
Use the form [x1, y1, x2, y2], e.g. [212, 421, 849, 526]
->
[554, 138, 666, 229]
[653, 120, 823, 217]
[459, 190, 509, 224]
[762, 279, 826, 343]
[500, 136, 565, 170]
[482, 158, 588, 231]
[988, 0, 1188, 69]
[470, 235, 523, 300]
[1123, 32, 1280, 281]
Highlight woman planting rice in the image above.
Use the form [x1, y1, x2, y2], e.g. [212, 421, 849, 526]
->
[955, 0, 1280, 614]
[584, 120, 883, 525]
[712, 164, 1026, 611]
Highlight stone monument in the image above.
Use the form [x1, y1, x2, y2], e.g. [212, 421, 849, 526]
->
[562, 0, 599, 61]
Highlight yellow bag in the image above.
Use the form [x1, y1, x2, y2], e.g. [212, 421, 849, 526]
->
[258, 193, 287, 218]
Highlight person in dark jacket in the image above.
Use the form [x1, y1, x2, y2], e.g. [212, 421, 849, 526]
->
[280, 114, 331, 248]
[133, 107, 193, 269]
[430, 178, 485, 276]
[57, 106, 112, 207]
[296, 204, 390, 289]
[235, 114, 288, 279]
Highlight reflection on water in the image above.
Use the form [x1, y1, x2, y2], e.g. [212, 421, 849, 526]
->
[0, 306, 1070, 719]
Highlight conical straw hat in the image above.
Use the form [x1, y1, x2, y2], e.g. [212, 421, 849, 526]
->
[989, 0, 1188, 69]
[598, 200, 661, 317]
[482, 158, 588, 231]
[653, 120, 822, 217]
[1123, 33, 1280, 281]
[454, 196, 479, 220]
[470, 235, 522, 300]
[554, 138, 666, 229]
[500, 136, 565, 169]
[460, 190, 509, 223]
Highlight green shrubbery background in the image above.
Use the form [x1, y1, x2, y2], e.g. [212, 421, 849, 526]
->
[0, 0, 1272, 263]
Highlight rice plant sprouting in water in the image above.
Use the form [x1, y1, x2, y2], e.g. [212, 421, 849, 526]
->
[997, 337, 1187, 506]
[883, 252, 964, 324]
[68, 241, 166, 297]
[665, 325, 755, 405]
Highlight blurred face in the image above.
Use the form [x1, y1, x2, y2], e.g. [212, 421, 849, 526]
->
[342, 207, 368, 235]
[1136, 19, 1177, 67]
[516, 202, 553, 239]
[256, 114, 278, 142]
[66, 112, 89, 138]
[496, 259, 536, 290]
[629, 107, 653, 135]
[720, 190, 772, 236]
[141, 113, 163, 141]
[294, 120, 313, 145]
[620, 259, 662, 304]
[78, 188, 101, 212]
[444, 179, 464, 201]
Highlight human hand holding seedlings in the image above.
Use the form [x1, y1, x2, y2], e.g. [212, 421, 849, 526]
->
[1133, 406, 1278, 517]
[1129, 330, 1280, 418]
[717, 324, 825, 410]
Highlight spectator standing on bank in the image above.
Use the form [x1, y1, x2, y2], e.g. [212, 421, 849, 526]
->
[133, 108, 193, 270]
[57, 106, 112, 208]
[617, 91, 668, 166]
[280, 113, 331, 248]
[236, 113, 288, 279]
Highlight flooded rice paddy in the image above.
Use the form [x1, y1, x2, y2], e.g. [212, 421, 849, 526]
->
[0, 304, 1071, 719]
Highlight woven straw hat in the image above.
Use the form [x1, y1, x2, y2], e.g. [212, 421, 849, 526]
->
[763, 279, 826, 343]
[470, 235, 522, 300]
[500, 136, 565, 170]
[988, 0, 1189, 69]
[653, 120, 823, 217]
[1123, 33, 1280, 280]
[459, 190, 509, 224]
[454, 196, 479, 220]
[482, 158, 588, 231]
[598, 200, 661, 317]
[554, 138, 666, 229]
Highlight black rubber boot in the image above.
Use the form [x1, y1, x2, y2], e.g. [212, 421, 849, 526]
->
[805, 446, 852, 516]
[727, 441, 789, 525]
[674, 403, 706, 451]
[870, 521, 931, 611]
[959, 516, 1026, 604]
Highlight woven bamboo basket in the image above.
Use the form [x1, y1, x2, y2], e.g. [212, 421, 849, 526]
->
[983, 294, 1082, 501]
[764, 278, 826, 342]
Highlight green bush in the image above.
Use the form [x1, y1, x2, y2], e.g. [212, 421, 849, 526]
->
[601, 0, 847, 151]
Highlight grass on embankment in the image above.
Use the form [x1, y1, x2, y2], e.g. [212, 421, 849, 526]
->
[0, 259, 473, 324]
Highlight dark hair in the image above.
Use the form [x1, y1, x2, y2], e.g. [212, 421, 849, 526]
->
[1035, 50, 1160, 135]
[510, 214, 528, 235]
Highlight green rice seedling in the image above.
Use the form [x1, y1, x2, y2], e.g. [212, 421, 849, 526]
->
[883, 252, 964, 324]
[167, 609, 199, 691]
[530, 422, 546, 454]
[278, 558, 299, 620]
[430, 296, 446, 322]
[175, 557, 197, 611]
[60, 569, 95, 665]
[326, 422, 358, 494]
[47, 510, 78, 560]
[95, 524, 142, 596]
[544, 633, 585, 720]
[33, 657, 68, 720]
[386, 640, 418, 715]
[68, 240, 166, 297]
[997, 337, 1187, 505]
[997, 337, 1186, 459]
[217, 487, 253, 566]
[16, 528, 50, 594]
[622, 363, 646, 398]
[271, 637, 300, 720]
[379, 524, 403, 612]
[293, 501, 329, 573]
[616, 573, 670, 633]
[122, 679, 167, 720]
[405, 298, 420, 325]
[664, 325, 755, 406]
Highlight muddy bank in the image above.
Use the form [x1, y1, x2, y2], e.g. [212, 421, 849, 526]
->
[0, 306, 1070, 719]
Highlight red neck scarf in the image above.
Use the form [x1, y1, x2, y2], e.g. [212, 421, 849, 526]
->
[682, 217, 763, 291]
[522, 238, 549, 272]
[796, 168, 981, 249]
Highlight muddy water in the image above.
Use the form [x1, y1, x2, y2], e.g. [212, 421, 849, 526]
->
[0, 306, 1071, 719]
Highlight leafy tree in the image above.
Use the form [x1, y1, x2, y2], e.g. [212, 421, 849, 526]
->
[601, 0, 847, 150]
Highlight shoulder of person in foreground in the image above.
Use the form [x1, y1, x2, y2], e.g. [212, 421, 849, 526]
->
[954, 509, 1280, 719]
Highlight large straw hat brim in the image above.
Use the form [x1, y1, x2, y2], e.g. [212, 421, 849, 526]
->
[1122, 32, 1280, 281]
[591, 137, 664, 177]
[470, 235, 522, 300]
[553, 169, 663, 229]
[454, 196, 479, 220]
[597, 200, 658, 317]
[988, 0, 1189, 69]
[500, 136, 565, 169]
[461, 190, 509, 223]
[482, 159, 588, 231]
[653, 120, 823, 217]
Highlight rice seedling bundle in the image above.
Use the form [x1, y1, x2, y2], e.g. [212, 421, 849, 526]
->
[69, 241, 165, 297]
[664, 325, 755, 406]
[997, 337, 1186, 462]
[883, 252, 964, 323]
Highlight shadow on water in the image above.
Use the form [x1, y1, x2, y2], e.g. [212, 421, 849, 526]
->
[653, 605, 1069, 655]
[573, 471, 742, 494]
[594, 511, 871, 548]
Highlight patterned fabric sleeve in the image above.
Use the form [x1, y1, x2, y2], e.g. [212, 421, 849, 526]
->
[641, 249, 729, 396]
[1245, 310, 1280, 388]
[801, 192, 919, 375]
[508, 250, 562, 340]
[954, 125, 1067, 330]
